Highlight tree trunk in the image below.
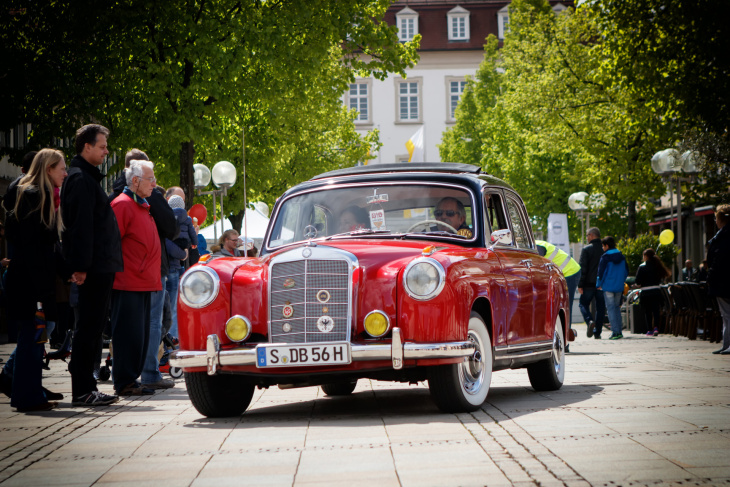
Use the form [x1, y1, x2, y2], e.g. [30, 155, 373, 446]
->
[230, 209, 244, 234]
[627, 200, 636, 238]
[179, 141, 195, 207]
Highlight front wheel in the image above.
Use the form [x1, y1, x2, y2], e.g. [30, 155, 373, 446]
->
[428, 312, 492, 413]
[185, 372, 255, 418]
[527, 316, 565, 391]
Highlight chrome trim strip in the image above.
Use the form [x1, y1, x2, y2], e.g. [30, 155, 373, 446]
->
[171, 337, 475, 370]
[206, 334, 220, 375]
[494, 340, 553, 360]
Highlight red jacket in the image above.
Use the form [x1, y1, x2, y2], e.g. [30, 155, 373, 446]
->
[111, 192, 162, 292]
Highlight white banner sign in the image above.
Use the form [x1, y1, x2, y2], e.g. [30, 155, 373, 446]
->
[547, 213, 570, 252]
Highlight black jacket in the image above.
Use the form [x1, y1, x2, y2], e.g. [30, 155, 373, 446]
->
[110, 174, 178, 277]
[60, 155, 123, 274]
[2, 178, 59, 320]
[707, 225, 730, 298]
[578, 238, 604, 288]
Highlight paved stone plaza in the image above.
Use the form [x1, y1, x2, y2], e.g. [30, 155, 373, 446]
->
[1, 325, 729, 487]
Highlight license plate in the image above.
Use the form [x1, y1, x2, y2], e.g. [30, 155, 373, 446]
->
[255, 342, 351, 368]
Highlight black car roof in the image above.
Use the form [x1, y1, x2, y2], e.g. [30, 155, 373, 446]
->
[312, 162, 481, 180]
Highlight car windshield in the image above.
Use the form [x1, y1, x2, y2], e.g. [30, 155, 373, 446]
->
[267, 183, 476, 248]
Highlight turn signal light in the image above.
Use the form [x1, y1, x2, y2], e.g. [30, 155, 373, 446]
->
[364, 311, 390, 338]
[225, 315, 251, 342]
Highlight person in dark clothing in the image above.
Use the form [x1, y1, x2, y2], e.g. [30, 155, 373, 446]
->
[578, 227, 606, 339]
[634, 248, 670, 336]
[707, 204, 730, 355]
[2, 149, 67, 411]
[61, 124, 123, 407]
[109, 149, 178, 389]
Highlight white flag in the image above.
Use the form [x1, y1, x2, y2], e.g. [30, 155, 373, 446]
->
[405, 126, 424, 162]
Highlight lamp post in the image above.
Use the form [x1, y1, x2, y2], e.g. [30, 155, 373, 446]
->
[568, 192, 606, 244]
[193, 161, 237, 242]
[651, 149, 700, 277]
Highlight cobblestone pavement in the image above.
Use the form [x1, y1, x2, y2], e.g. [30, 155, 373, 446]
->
[1, 327, 729, 487]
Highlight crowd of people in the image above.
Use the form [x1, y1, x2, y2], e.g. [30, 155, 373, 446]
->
[0, 123, 239, 412]
[576, 216, 730, 349]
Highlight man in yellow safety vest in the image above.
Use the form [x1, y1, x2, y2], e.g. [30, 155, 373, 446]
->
[536, 240, 581, 350]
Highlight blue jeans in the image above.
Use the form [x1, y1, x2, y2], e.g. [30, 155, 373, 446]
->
[565, 270, 581, 326]
[166, 271, 180, 338]
[604, 291, 623, 336]
[10, 318, 46, 409]
[2, 320, 55, 378]
[579, 286, 606, 333]
[141, 276, 167, 384]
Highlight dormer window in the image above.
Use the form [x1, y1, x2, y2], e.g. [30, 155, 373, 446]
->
[397, 6, 419, 42]
[447, 6, 470, 42]
[497, 5, 509, 40]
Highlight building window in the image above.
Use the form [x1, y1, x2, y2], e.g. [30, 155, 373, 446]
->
[396, 78, 422, 122]
[347, 80, 372, 124]
[396, 6, 418, 42]
[498, 5, 510, 40]
[447, 6, 470, 42]
[447, 78, 467, 121]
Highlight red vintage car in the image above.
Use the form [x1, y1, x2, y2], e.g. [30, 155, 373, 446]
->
[171, 163, 571, 417]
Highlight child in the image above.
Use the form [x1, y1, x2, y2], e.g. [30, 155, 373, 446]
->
[167, 195, 197, 266]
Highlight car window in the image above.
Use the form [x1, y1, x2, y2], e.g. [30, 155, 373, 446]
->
[505, 196, 532, 249]
[267, 184, 476, 247]
[484, 191, 509, 237]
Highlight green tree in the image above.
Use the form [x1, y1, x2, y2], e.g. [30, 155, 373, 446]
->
[1, 0, 419, 225]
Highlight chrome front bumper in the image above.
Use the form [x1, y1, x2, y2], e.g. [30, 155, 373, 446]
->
[170, 327, 475, 375]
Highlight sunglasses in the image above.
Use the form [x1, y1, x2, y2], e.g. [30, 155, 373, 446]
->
[434, 210, 458, 217]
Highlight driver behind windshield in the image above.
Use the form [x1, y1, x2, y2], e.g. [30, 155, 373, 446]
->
[434, 197, 472, 237]
[338, 205, 370, 233]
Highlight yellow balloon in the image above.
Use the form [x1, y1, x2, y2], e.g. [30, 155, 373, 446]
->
[659, 229, 674, 246]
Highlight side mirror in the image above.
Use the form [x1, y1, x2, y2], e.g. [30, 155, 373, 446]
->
[489, 229, 512, 248]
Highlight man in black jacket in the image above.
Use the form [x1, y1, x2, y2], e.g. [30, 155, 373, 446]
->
[109, 149, 179, 389]
[578, 227, 606, 339]
[61, 124, 123, 406]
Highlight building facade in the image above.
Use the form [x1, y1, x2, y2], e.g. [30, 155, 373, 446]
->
[347, 0, 568, 165]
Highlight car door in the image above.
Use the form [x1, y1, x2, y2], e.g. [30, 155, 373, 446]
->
[484, 190, 534, 345]
[504, 193, 549, 340]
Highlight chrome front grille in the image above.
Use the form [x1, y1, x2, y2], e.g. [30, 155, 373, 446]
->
[269, 248, 353, 344]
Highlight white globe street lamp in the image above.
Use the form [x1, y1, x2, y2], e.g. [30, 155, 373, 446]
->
[194, 161, 237, 241]
[568, 191, 605, 244]
[651, 148, 700, 278]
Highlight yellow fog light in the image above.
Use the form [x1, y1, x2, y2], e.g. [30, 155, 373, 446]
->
[225, 315, 251, 342]
[364, 311, 390, 338]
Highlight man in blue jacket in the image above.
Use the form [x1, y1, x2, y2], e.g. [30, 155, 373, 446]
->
[597, 236, 629, 340]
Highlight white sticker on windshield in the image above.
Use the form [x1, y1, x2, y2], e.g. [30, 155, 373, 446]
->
[370, 208, 386, 231]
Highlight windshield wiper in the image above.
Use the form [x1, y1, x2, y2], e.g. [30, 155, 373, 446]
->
[325, 229, 391, 240]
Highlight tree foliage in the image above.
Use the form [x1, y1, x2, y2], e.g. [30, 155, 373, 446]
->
[440, 0, 727, 242]
[1, 0, 419, 225]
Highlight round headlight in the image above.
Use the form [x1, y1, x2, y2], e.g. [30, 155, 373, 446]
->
[364, 310, 390, 338]
[225, 315, 251, 342]
[180, 267, 220, 308]
[403, 257, 446, 301]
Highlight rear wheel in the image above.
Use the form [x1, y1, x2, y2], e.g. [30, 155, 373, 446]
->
[321, 380, 357, 396]
[527, 316, 565, 391]
[185, 372, 255, 418]
[428, 312, 492, 413]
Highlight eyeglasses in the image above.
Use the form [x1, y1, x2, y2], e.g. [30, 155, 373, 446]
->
[139, 176, 156, 183]
[434, 210, 458, 218]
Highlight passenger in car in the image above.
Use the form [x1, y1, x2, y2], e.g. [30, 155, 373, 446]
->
[337, 206, 369, 233]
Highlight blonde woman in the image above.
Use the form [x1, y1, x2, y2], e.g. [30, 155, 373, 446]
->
[1, 149, 66, 412]
[211, 229, 243, 257]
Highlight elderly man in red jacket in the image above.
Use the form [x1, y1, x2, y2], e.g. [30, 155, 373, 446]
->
[110, 159, 161, 396]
